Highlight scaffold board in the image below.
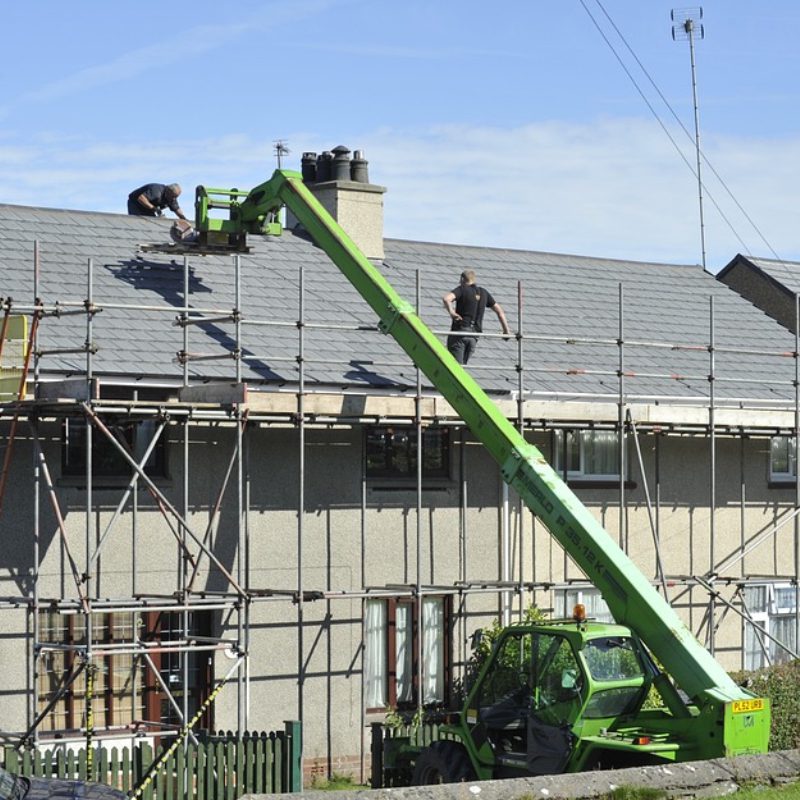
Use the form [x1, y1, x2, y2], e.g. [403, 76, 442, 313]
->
[138, 241, 250, 256]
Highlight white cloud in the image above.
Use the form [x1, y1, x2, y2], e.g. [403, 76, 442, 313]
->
[1, 118, 798, 269]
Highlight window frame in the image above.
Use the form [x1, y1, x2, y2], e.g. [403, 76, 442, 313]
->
[37, 609, 213, 739]
[743, 583, 798, 670]
[769, 435, 797, 484]
[365, 425, 451, 487]
[364, 596, 452, 712]
[553, 429, 622, 482]
[61, 416, 169, 485]
[554, 586, 614, 623]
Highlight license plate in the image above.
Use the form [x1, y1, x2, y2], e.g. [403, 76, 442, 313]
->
[732, 698, 765, 714]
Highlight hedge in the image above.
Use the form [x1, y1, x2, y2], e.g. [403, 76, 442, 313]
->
[731, 659, 800, 751]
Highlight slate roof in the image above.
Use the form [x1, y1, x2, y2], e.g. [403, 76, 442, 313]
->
[1, 203, 797, 406]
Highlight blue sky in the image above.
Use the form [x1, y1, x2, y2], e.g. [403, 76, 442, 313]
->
[1, 0, 798, 269]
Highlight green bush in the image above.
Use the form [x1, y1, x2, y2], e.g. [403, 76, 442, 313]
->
[731, 659, 800, 751]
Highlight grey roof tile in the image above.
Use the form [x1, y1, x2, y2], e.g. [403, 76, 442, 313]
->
[1, 203, 798, 403]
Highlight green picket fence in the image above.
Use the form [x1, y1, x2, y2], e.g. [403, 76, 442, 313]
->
[2, 723, 302, 798]
[370, 720, 444, 788]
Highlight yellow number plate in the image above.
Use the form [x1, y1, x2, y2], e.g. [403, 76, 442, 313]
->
[732, 698, 765, 714]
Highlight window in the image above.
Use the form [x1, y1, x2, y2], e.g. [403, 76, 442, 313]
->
[769, 436, 796, 482]
[554, 587, 614, 623]
[62, 418, 168, 480]
[365, 426, 450, 482]
[145, 611, 213, 730]
[364, 597, 450, 709]
[743, 583, 798, 670]
[38, 610, 145, 733]
[37, 610, 212, 737]
[553, 430, 620, 480]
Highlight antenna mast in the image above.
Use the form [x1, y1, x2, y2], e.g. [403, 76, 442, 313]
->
[273, 140, 290, 169]
[672, 7, 706, 269]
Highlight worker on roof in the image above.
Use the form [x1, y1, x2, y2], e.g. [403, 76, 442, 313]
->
[127, 183, 187, 220]
[443, 269, 511, 365]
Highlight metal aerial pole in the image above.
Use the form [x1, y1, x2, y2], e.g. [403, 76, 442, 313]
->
[672, 7, 707, 269]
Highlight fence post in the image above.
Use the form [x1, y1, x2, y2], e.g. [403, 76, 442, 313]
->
[134, 741, 154, 800]
[3, 745, 19, 773]
[283, 720, 302, 793]
[369, 723, 383, 789]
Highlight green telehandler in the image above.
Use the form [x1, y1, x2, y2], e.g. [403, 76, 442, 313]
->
[192, 170, 770, 783]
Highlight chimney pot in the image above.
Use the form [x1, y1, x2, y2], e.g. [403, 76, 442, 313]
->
[316, 151, 333, 182]
[301, 152, 317, 184]
[350, 150, 369, 183]
[331, 145, 351, 181]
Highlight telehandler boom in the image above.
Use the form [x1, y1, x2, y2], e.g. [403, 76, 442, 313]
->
[195, 170, 769, 781]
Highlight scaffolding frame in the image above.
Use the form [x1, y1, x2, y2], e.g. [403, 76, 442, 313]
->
[1, 243, 799, 781]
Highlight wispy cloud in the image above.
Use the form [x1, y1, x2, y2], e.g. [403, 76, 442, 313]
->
[0, 0, 337, 113]
[1, 118, 798, 269]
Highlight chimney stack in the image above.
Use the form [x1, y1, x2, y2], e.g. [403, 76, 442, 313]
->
[287, 146, 386, 260]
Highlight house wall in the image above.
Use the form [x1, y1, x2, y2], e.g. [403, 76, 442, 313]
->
[0, 416, 796, 774]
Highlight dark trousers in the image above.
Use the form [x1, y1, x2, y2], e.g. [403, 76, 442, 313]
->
[127, 199, 156, 216]
[447, 334, 478, 364]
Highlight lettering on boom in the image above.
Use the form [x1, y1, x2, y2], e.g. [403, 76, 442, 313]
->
[554, 515, 629, 604]
[514, 472, 628, 604]
[514, 471, 554, 516]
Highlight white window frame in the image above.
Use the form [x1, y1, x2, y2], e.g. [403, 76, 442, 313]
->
[769, 436, 797, 483]
[363, 597, 447, 710]
[554, 586, 614, 623]
[553, 429, 621, 481]
[743, 583, 798, 670]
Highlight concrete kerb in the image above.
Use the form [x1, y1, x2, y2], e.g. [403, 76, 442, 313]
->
[242, 750, 800, 800]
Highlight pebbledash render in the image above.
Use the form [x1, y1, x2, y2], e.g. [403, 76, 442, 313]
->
[0, 154, 798, 780]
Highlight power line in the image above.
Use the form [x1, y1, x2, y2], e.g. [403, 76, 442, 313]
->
[594, 0, 783, 263]
[580, 0, 785, 265]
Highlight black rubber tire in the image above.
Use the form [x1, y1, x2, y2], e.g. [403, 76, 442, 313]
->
[411, 740, 477, 785]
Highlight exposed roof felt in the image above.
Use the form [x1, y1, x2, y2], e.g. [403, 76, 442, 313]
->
[0, 204, 797, 405]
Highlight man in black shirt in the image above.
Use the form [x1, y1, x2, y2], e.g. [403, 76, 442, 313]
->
[127, 183, 188, 220]
[442, 269, 511, 364]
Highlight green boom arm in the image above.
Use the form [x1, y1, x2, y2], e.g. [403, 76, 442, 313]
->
[243, 170, 751, 708]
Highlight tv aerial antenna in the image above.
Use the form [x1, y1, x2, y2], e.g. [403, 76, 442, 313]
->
[273, 140, 290, 169]
[671, 7, 706, 269]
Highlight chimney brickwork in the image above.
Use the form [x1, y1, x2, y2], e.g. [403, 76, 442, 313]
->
[287, 148, 386, 260]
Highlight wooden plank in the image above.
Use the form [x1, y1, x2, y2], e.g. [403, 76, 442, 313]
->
[164, 751, 174, 800]
[196, 744, 206, 800]
[273, 734, 282, 794]
[44, 749, 54, 779]
[265, 736, 273, 794]
[225, 741, 234, 800]
[206, 742, 222, 800]
[36, 378, 99, 401]
[178, 384, 247, 405]
[244, 738, 254, 796]
[253, 736, 263, 795]
[98, 747, 108, 786]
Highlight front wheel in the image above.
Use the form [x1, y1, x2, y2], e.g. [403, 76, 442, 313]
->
[411, 740, 477, 785]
